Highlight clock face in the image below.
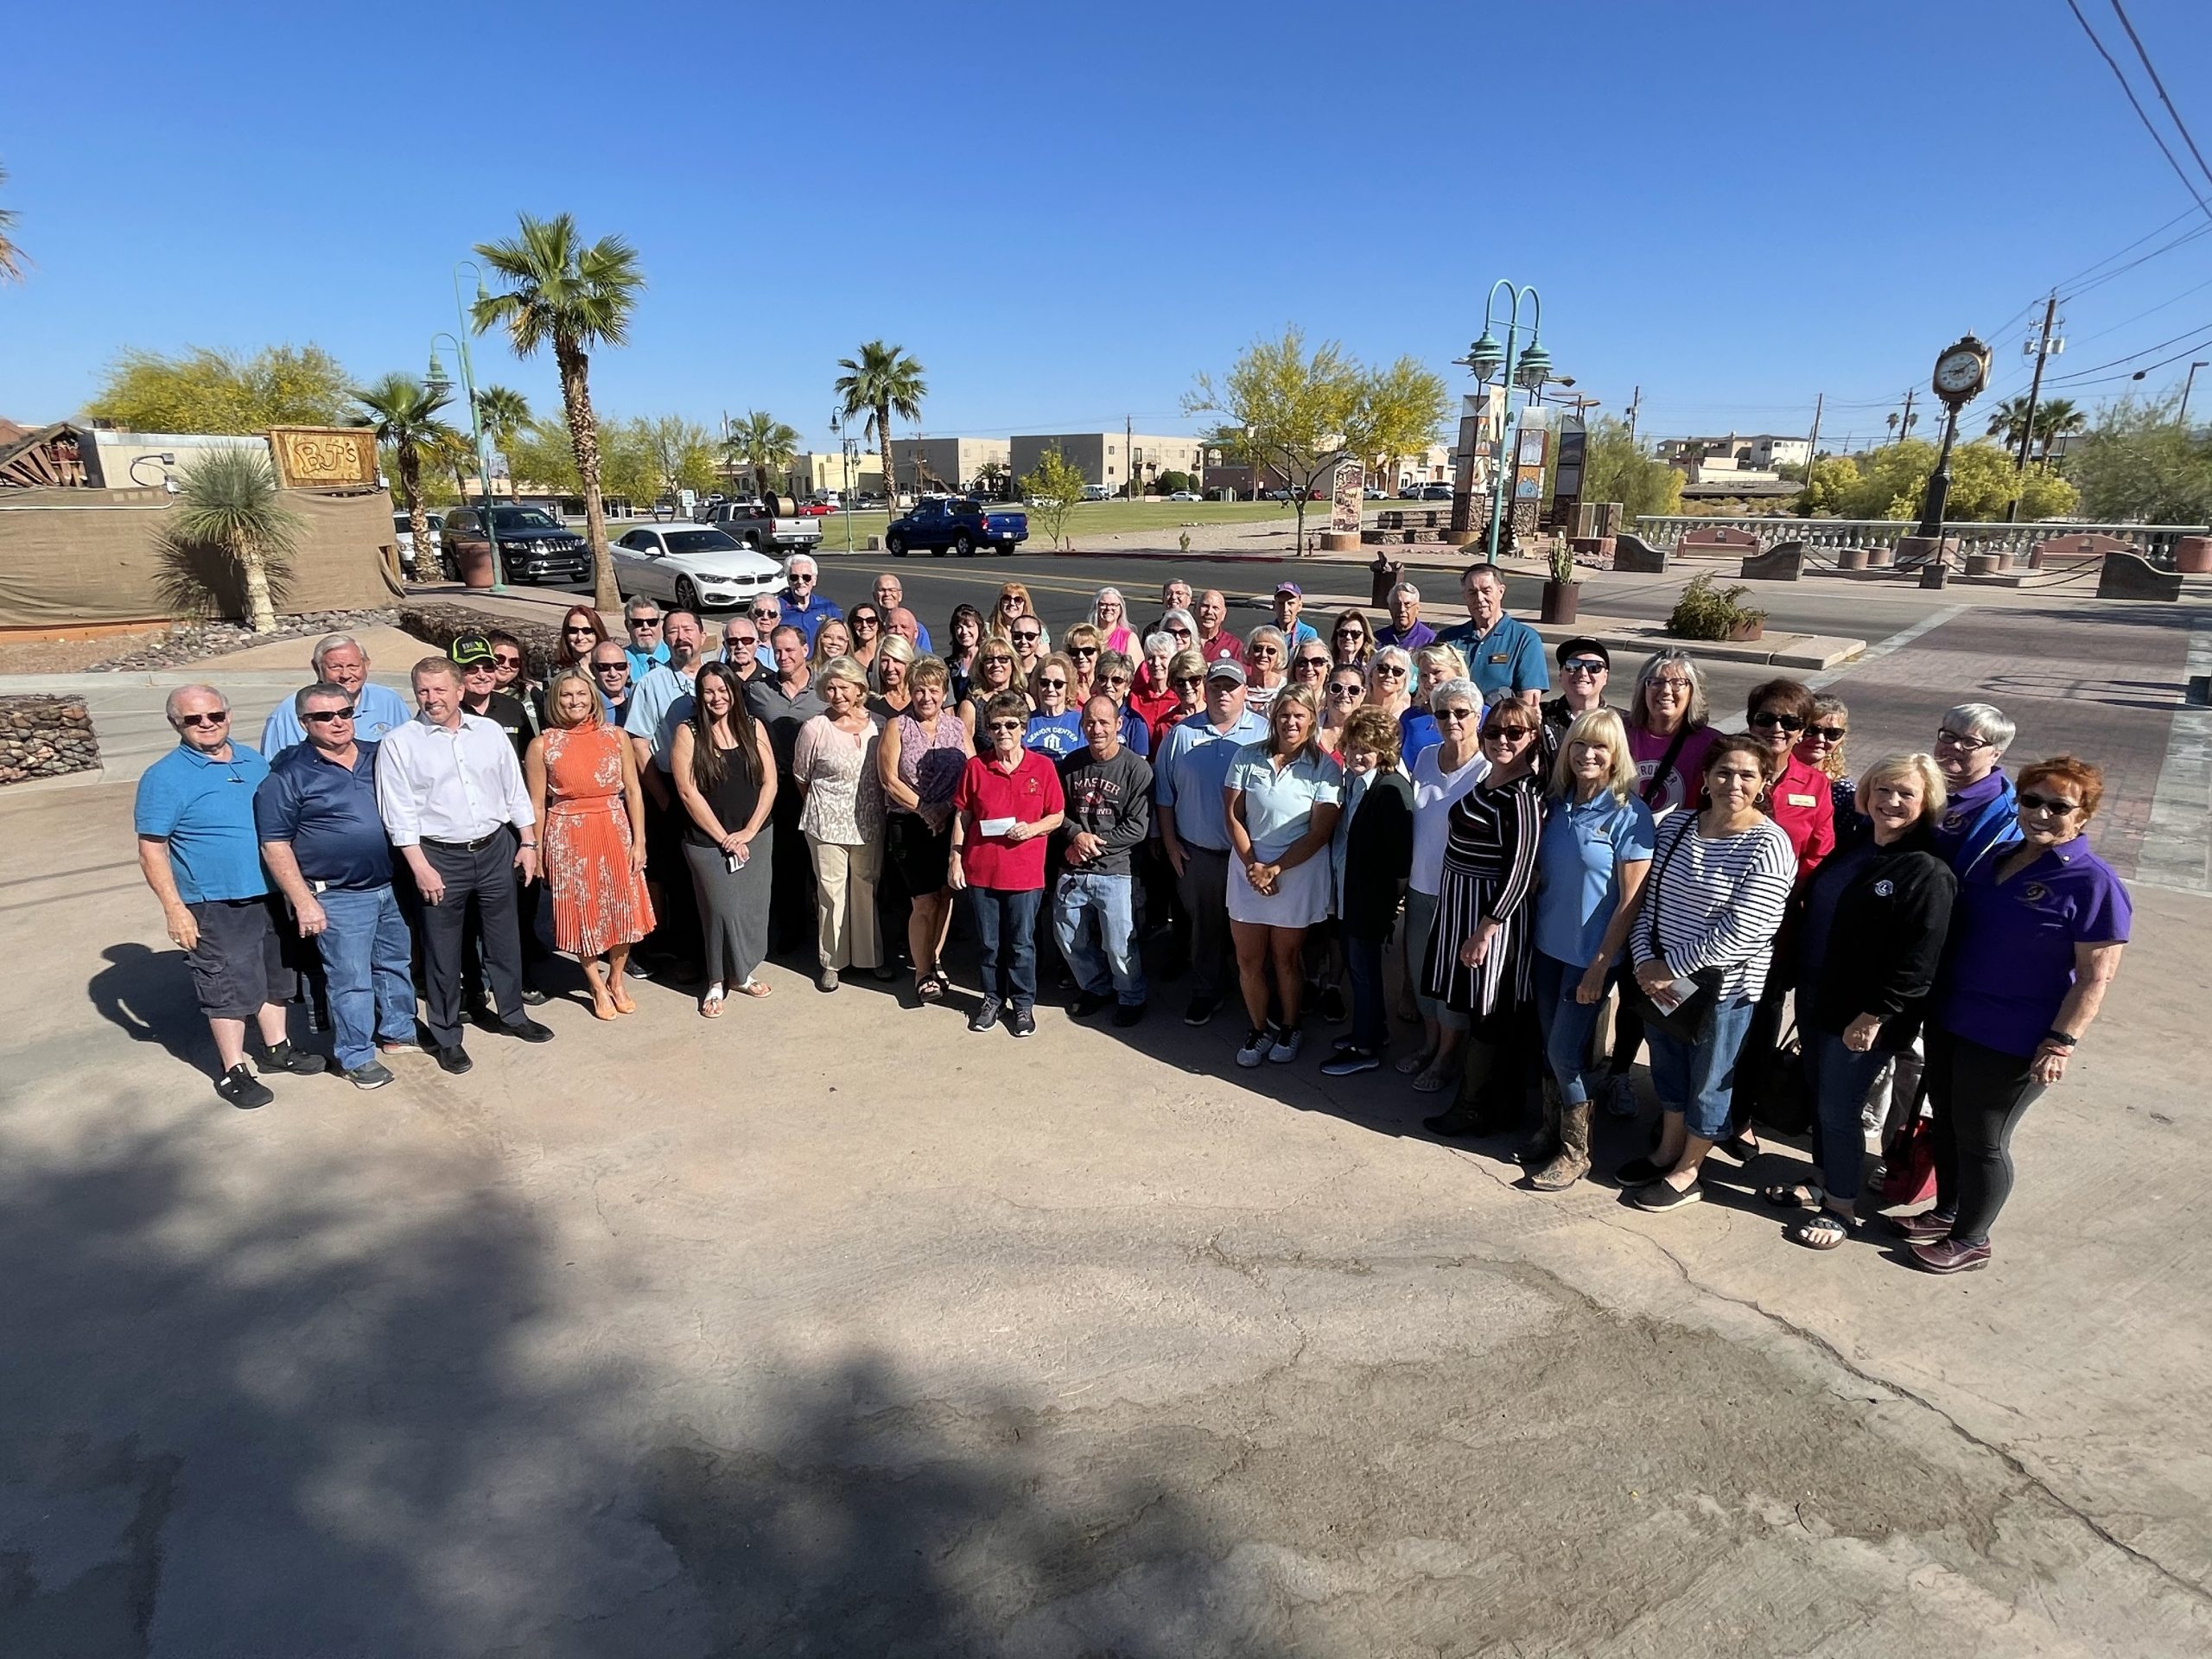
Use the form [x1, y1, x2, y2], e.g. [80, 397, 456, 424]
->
[1935, 350, 1984, 396]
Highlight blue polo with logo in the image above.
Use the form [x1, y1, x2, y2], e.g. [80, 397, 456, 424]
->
[134, 742, 272, 902]
[1937, 838, 2130, 1058]
[254, 739, 393, 890]
[1436, 613, 1549, 702]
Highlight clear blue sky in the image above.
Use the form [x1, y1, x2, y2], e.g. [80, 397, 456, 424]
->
[5, 0, 2212, 452]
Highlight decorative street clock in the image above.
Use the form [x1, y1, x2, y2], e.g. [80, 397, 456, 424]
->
[1930, 335, 1991, 406]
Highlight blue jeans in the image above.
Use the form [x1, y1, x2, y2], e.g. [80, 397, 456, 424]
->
[315, 884, 417, 1072]
[1533, 951, 1606, 1106]
[969, 886, 1042, 1011]
[1345, 932, 1388, 1052]
[1807, 1029, 1890, 1203]
[1052, 872, 1147, 1005]
[1644, 994, 1758, 1141]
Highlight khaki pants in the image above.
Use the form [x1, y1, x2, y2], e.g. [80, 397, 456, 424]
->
[808, 836, 882, 971]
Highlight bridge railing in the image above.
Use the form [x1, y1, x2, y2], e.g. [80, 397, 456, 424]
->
[1632, 516, 2205, 565]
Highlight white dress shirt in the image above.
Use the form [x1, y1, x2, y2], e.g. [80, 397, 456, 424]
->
[375, 711, 536, 846]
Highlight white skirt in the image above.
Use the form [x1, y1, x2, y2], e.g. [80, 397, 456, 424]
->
[1225, 849, 1332, 929]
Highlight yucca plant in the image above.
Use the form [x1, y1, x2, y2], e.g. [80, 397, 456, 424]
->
[163, 448, 302, 631]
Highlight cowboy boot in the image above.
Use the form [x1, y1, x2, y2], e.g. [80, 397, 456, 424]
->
[1529, 1098, 1593, 1191]
[1516, 1075, 1564, 1166]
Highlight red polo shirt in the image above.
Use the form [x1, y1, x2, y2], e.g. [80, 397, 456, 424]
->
[1198, 629, 1243, 664]
[1769, 752, 1836, 879]
[954, 748, 1065, 891]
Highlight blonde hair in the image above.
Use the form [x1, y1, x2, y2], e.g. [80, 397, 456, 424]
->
[817, 654, 869, 696]
[542, 667, 604, 730]
[907, 652, 950, 691]
[874, 632, 916, 690]
[1548, 708, 1637, 803]
[1413, 643, 1468, 682]
[1266, 681, 1325, 764]
[1856, 752, 1948, 825]
[1810, 694, 1852, 779]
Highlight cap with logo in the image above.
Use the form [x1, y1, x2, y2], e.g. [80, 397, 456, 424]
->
[1205, 658, 1249, 685]
[1274, 582, 1302, 598]
[448, 633, 495, 668]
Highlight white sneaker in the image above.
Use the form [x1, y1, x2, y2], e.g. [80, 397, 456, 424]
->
[1236, 1026, 1272, 1068]
[1267, 1026, 1303, 1064]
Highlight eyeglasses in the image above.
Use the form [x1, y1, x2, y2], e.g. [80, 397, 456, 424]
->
[1649, 677, 1691, 695]
[1374, 664, 1407, 677]
[1012, 630, 1041, 645]
[1561, 658, 1605, 675]
[1040, 677, 1068, 690]
[987, 719, 1025, 733]
[1935, 728, 1991, 751]
[1750, 710, 1806, 732]
[1070, 645, 1098, 658]
[564, 626, 597, 638]
[2018, 791, 2082, 816]
[1435, 707, 1475, 722]
[302, 707, 357, 723]
[1172, 675, 1203, 689]
[1805, 725, 1847, 742]
[175, 711, 229, 727]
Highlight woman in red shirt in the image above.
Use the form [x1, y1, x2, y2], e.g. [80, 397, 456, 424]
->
[950, 691, 1066, 1039]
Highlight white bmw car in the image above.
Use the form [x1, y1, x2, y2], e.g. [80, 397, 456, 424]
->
[613, 525, 786, 612]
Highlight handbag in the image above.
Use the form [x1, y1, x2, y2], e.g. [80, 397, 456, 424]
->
[1619, 817, 1724, 1046]
[1878, 1112, 1939, 1207]
[1748, 1020, 1813, 1136]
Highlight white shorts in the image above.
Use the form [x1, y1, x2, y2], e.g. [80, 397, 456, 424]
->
[1225, 850, 1332, 929]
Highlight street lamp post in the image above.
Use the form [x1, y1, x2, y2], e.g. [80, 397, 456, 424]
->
[1457, 279, 1554, 563]
[830, 410, 854, 556]
[432, 258, 504, 590]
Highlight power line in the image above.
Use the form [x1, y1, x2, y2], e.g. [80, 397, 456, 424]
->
[2043, 319, 2212, 384]
[2064, 0, 2212, 222]
[2107, 0, 2212, 194]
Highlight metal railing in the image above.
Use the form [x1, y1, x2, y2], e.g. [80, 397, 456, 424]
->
[1634, 515, 2206, 565]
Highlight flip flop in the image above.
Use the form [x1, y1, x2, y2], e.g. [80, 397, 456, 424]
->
[1761, 1181, 1824, 1210]
[734, 979, 772, 999]
[1786, 1211, 1856, 1251]
[699, 991, 727, 1019]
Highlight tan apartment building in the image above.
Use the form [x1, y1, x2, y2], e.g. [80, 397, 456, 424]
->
[892, 436, 1012, 495]
[789, 448, 887, 499]
[1009, 432, 1209, 494]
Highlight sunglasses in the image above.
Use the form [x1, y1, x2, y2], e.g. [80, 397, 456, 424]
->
[980, 655, 1014, 668]
[1483, 725, 1536, 742]
[461, 663, 498, 676]
[2018, 791, 2082, 815]
[852, 615, 880, 629]
[1172, 675, 1203, 689]
[493, 656, 522, 670]
[302, 706, 357, 723]
[1070, 645, 1098, 658]
[1561, 658, 1605, 675]
[987, 719, 1025, 733]
[1040, 677, 1068, 690]
[1294, 657, 1329, 671]
[1012, 631, 1041, 645]
[788, 573, 816, 584]
[727, 637, 758, 650]
[1167, 626, 1192, 637]
[564, 626, 597, 638]
[1328, 683, 1363, 697]
[175, 711, 229, 727]
[1105, 673, 1131, 686]
[1249, 646, 1281, 659]
[1374, 664, 1407, 677]
[593, 662, 628, 674]
[1750, 710, 1806, 732]
[1805, 725, 1847, 742]
[750, 609, 778, 621]
[1935, 728, 1990, 750]
[1435, 708, 1475, 722]
[627, 617, 661, 628]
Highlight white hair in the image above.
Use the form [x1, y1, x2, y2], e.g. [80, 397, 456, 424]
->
[1429, 676, 1483, 716]
[1942, 702, 2016, 753]
[310, 632, 363, 673]
[1388, 582, 1421, 604]
[165, 683, 229, 721]
[785, 553, 819, 578]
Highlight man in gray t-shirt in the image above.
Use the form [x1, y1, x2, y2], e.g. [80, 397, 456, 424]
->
[1054, 696, 1154, 1022]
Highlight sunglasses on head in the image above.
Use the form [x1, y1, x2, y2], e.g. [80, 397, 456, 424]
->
[175, 711, 228, 727]
[1750, 710, 1806, 732]
[302, 706, 356, 723]
[2018, 791, 2082, 815]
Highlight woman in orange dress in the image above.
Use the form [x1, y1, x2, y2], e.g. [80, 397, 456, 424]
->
[524, 667, 655, 1020]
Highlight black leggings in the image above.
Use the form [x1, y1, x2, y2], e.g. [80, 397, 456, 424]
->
[1926, 1028, 2047, 1244]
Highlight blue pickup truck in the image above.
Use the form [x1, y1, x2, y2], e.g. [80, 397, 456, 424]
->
[884, 496, 1029, 557]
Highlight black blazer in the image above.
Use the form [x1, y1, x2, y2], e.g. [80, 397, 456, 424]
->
[1340, 769, 1414, 940]
[1801, 823, 1957, 1051]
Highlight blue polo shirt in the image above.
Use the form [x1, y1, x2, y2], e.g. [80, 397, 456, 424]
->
[623, 662, 699, 772]
[1154, 708, 1269, 851]
[1436, 614, 1549, 702]
[1223, 741, 1344, 861]
[1938, 837, 2131, 1058]
[134, 742, 271, 903]
[1534, 789, 1656, 967]
[780, 591, 843, 648]
[624, 639, 671, 681]
[253, 740, 393, 891]
[259, 681, 412, 756]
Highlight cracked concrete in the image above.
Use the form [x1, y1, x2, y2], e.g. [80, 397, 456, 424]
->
[1, 775, 2208, 1655]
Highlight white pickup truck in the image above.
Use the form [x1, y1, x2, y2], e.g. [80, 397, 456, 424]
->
[702, 495, 824, 554]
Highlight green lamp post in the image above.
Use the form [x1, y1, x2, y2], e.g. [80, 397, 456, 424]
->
[1459, 279, 1555, 563]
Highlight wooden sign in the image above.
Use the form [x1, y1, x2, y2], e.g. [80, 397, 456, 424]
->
[267, 426, 379, 490]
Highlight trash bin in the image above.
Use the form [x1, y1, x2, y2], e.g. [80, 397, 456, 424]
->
[1370, 555, 1405, 607]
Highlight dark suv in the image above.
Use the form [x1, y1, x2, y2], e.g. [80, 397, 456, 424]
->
[442, 505, 592, 585]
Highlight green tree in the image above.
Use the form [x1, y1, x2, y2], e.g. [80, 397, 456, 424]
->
[1796, 453, 1862, 516]
[725, 409, 801, 496]
[162, 448, 301, 632]
[631, 415, 720, 502]
[1836, 438, 2076, 521]
[1344, 355, 1451, 492]
[2064, 397, 2212, 523]
[86, 344, 353, 433]
[1580, 416, 1684, 521]
[1986, 394, 2086, 462]
[505, 415, 582, 496]
[1019, 446, 1088, 550]
[973, 458, 1011, 499]
[834, 340, 927, 507]
[0, 160, 25, 283]
[350, 373, 459, 573]
[472, 211, 646, 611]
[595, 418, 662, 511]
[1185, 326, 1363, 552]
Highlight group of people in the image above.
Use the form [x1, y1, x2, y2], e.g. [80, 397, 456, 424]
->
[135, 562, 2130, 1274]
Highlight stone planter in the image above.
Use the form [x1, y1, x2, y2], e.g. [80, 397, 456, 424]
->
[1539, 581, 1580, 626]
[1965, 551, 2002, 577]
[1835, 547, 1869, 571]
[2177, 535, 2212, 575]
[1728, 619, 1765, 643]
[456, 543, 496, 589]
[1320, 531, 1361, 553]
[1865, 545, 1896, 569]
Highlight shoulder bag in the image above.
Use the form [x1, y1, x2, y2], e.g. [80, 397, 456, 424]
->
[1618, 815, 1726, 1046]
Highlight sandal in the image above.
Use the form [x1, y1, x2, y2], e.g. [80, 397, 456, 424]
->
[1395, 1049, 1436, 1077]
[1761, 1181, 1824, 1210]
[1786, 1211, 1856, 1251]
[916, 970, 947, 1002]
[699, 986, 727, 1019]
[1411, 1067, 1449, 1094]
[734, 979, 771, 999]
[608, 985, 638, 1015]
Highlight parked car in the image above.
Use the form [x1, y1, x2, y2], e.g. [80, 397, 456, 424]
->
[884, 496, 1029, 558]
[442, 505, 591, 586]
[613, 525, 785, 612]
[392, 510, 444, 578]
[1263, 487, 1293, 502]
[1363, 486, 1387, 499]
[794, 501, 834, 517]
[1419, 482, 1453, 501]
[703, 498, 824, 553]
[1166, 490, 1201, 502]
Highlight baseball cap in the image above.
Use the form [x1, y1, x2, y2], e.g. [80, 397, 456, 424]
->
[1274, 581, 1302, 598]
[1554, 636, 1611, 668]
[1205, 658, 1248, 685]
[448, 633, 495, 668]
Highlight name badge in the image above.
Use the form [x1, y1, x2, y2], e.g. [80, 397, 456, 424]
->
[1488, 652, 1510, 664]
[1785, 791, 1816, 807]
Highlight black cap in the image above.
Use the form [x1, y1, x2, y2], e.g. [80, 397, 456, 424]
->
[1554, 636, 1610, 668]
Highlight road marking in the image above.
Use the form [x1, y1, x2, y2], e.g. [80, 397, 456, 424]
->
[2135, 627, 2212, 896]
[1711, 603, 1968, 732]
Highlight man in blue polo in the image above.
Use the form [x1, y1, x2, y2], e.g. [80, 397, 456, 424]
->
[258, 632, 413, 754]
[779, 553, 842, 648]
[256, 680, 418, 1090]
[135, 683, 327, 1109]
[1154, 658, 1268, 1027]
[1435, 563, 1548, 714]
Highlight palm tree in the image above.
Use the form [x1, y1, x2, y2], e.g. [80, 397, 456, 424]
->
[166, 448, 301, 632]
[471, 213, 645, 610]
[834, 340, 927, 508]
[1885, 411, 1899, 441]
[352, 373, 458, 582]
[0, 161, 24, 284]
[1986, 395, 2034, 448]
[474, 385, 531, 492]
[2034, 397, 2084, 462]
[725, 409, 800, 497]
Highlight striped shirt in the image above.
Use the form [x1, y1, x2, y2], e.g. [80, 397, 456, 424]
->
[1631, 812, 1796, 1001]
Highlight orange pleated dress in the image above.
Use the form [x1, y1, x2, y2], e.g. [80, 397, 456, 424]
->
[541, 723, 655, 955]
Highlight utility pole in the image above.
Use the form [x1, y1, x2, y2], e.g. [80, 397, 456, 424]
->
[1125, 413, 1134, 499]
[1897, 386, 1916, 442]
[1625, 385, 1642, 450]
[2007, 291, 2059, 523]
[1803, 391, 1823, 479]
